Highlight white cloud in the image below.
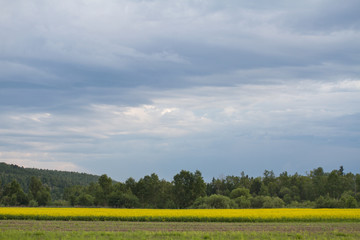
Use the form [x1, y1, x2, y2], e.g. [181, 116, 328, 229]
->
[1, 78, 359, 179]
[2, 79, 359, 145]
[0, 151, 83, 172]
[10, 113, 52, 123]
[319, 79, 360, 92]
[88, 103, 212, 137]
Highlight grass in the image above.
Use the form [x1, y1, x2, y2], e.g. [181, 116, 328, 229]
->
[1, 220, 360, 232]
[0, 221, 359, 239]
[0, 230, 360, 240]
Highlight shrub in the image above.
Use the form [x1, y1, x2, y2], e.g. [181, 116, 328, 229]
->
[230, 188, 251, 199]
[287, 200, 315, 208]
[28, 199, 38, 207]
[108, 191, 140, 208]
[315, 196, 340, 208]
[251, 196, 265, 208]
[340, 192, 358, 208]
[234, 196, 251, 208]
[251, 196, 284, 208]
[50, 200, 69, 207]
[262, 196, 284, 208]
[192, 195, 237, 209]
[76, 193, 94, 206]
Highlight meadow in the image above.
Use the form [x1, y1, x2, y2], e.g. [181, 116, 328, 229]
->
[0, 221, 360, 239]
[1, 229, 360, 240]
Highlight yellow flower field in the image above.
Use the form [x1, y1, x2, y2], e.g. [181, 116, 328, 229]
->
[0, 208, 359, 222]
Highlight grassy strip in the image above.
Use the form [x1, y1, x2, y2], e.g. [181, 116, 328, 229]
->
[1, 214, 360, 222]
[1, 220, 359, 233]
[0, 230, 359, 240]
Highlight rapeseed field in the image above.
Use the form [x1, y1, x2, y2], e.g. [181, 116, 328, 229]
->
[0, 208, 359, 222]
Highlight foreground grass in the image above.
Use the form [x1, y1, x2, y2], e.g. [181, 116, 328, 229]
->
[0, 221, 359, 239]
[0, 230, 359, 240]
[1, 220, 359, 232]
[1, 208, 360, 222]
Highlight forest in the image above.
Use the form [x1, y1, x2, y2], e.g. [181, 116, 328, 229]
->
[0, 162, 99, 200]
[0, 163, 359, 208]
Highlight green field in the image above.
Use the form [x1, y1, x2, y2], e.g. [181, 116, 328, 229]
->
[1, 231, 359, 240]
[0, 221, 359, 239]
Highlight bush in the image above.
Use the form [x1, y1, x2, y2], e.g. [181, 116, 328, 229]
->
[283, 194, 292, 205]
[192, 195, 237, 209]
[287, 200, 315, 208]
[355, 193, 360, 202]
[251, 196, 265, 208]
[1, 192, 29, 206]
[262, 196, 284, 208]
[230, 188, 251, 199]
[340, 192, 358, 208]
[108, 191, 140, 208]
[37, 188, 51, 206]
[315, 196, 340, 208]
[76, 193, 94, 206]
[251, 196, 284, 208]
[235, 196, 251, 208]
[50, 200, 69, 207]
[28, 199, 38, 207]
[161, 199, 177, 209]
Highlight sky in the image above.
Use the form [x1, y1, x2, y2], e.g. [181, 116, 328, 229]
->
[1, 0, 359, 181]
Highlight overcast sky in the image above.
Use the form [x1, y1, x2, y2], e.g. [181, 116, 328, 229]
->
[1, 0, 359, 181]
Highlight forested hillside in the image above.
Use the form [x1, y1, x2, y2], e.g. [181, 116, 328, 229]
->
[0, 162, 99, 200]
[0, 163, 359, 209]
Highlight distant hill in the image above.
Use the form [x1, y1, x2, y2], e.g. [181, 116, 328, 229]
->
[0, 162, 99, 200]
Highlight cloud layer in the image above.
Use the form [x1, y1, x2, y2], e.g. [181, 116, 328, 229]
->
[1, 0, 359, 180]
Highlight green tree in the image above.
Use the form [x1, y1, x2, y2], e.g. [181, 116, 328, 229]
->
[135, 173, 161, 208]
[109, 191, 139, 208]
[239, 171, 252, 189]
[98, 174, 113, 196]
[310, 167, 327, 198]
[63, 185, 86, 206]
[206, 178, 228, 196]
[37, 187, 51, 206]
[157, 179, 176, 209]
[263, 170, 275, 186]
[28, 176, 51, 206]
[326, 170, 342, 199]
[95, 174, 113, 206]
[1, 180, 28, 206]
[125, 177, 137, 193]
[250, 177, 262, 195]
[76, 193, 94, 206]
[173, 170, 206, 208]
[29, 176, 42, 199]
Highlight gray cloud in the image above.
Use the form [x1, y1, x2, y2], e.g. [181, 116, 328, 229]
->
[1, 0, 359, 179]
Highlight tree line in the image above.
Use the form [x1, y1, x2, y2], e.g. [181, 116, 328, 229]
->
[1, 166, 359, 208]
[0, 162, 99, 200]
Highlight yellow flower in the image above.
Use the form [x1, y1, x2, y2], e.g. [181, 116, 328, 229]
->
[0, 208, 359, 222]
